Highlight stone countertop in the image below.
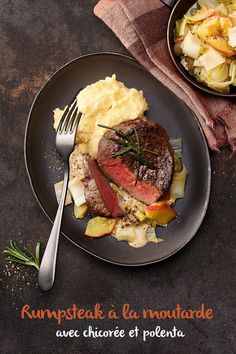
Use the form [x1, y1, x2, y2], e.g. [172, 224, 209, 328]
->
[0, 1, 235, 353]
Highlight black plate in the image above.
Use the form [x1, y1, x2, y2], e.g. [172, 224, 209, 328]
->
[24, 52, 211, 266]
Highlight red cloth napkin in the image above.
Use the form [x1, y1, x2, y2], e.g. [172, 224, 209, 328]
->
[94, 0, 236, 152]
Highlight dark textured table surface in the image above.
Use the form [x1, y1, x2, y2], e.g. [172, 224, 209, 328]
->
[0, 1, 235, 353]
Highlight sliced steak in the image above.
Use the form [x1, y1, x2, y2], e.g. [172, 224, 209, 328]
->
[97, 119, 174, 205]
[87, 159, 123, 217]
[82, 161, 111, 217]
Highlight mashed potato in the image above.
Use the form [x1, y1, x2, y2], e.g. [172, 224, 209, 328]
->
[54, 74, 148, 158]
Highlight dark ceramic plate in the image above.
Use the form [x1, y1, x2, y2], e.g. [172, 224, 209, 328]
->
[24, 52, 211, 266]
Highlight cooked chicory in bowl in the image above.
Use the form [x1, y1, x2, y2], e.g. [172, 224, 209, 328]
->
[174, 0, 236, 94]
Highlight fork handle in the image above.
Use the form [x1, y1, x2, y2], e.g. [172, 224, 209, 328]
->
[38, 164, 69, 291]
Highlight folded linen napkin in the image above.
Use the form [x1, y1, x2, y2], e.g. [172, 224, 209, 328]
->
[94, 0, 236, 152]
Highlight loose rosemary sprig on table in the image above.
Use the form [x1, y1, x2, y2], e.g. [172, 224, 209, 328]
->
[98, 124, 159, 184]
[3, 241, 41, 271]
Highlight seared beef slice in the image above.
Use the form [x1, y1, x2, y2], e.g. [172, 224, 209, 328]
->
[83, 162, 111, 217]
[97, 119, 174, 205]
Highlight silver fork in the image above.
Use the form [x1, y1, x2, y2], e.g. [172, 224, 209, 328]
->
[38, 96, 81, 291]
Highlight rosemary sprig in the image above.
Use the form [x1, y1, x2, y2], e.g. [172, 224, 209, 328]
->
[111, 146, 133, 157]
[134, 127, 140, 150]
[107, 138, 129, 147]
[128, 151, 155, 169]
[98, 124, 127, 139]
[143, 148, 160, 155]
[98, 124, 158, 164]
[134, 127, 140, 185]
[3, 241, 41, 271]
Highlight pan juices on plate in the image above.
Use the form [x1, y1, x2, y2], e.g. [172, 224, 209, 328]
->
[53, 75, 188, 248]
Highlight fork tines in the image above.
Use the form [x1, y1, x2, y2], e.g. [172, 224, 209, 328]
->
[57, 92, 81, 133]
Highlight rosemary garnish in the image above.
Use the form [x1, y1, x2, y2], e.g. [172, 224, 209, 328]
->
[3, 241, 41, 271]
[111, 146, 133, 157]
[98, 124, 159, 184]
